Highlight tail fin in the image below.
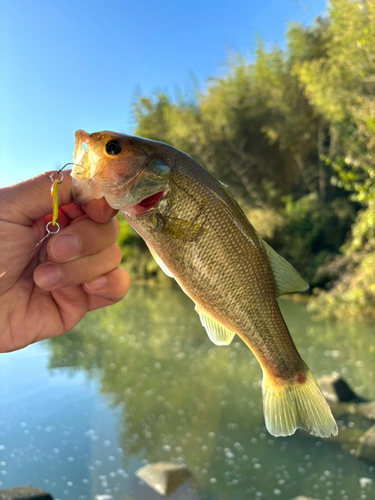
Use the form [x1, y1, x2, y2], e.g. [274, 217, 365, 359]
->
[263, 367, 338, 438]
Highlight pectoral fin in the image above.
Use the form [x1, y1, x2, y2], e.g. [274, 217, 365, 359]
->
[146, 244, 174, 278]
[261, 239, 309, 297]
[195, 306, 235, 346]
[159, 216, 206, 241]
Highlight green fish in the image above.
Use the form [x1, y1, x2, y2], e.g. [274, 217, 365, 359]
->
[71, 130, 338, 438]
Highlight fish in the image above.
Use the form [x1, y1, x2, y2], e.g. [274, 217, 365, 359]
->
[71, 129, 338, 438]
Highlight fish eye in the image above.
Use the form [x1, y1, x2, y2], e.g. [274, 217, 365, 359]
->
[105, 140, 122, 155]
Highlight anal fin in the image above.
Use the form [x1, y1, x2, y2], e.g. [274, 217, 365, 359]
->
[195, 305, 235, 346]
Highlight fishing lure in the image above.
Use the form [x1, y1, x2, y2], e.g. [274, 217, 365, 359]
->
[32, 169, 65, 247]
[50, 170, 64, 228]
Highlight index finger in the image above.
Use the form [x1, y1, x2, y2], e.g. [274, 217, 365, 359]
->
[0, 171, 73, 225]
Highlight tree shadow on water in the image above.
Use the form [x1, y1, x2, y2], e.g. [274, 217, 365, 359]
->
[46, 287, 375, 500]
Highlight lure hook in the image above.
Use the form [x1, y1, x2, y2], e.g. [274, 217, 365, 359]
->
[57, 162, 82, 175]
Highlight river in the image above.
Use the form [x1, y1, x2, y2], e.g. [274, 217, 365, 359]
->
[1, 285, 375, 500]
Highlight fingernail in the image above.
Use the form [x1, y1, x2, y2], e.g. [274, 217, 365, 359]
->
[51, 235, 80, 260]
[100, 198, 117, 221]
[35, 264, 61, 289]
[85, 275, 107, 290]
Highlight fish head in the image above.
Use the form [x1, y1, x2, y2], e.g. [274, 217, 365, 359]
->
[71, 130, 171, 212]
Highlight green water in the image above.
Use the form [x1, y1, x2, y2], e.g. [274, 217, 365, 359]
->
[1, 285, 375, 500]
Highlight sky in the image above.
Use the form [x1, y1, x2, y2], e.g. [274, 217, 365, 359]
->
[0, 0, 327, 188]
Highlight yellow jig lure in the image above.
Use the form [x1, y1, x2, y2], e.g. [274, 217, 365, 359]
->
[50, 171, 64, 226]
[51, 181, 59, 225]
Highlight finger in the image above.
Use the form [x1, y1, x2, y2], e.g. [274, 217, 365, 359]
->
[0, 171, 74, 225]
[60, 202, 86, 221]
[33, 242, 123, 290]
[39, 199, 113, 230]
[35, 203, 83, 238]
[29, 206, 84, 254]
[83, 197, 118, 224]
[47, 217, 120, 262]
[84, 267, 130, 310]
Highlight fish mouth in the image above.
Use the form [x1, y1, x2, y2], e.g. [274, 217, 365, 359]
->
[71, 130, 104, 205]
[71, 129, 143, 206]
[71, 130, 170, 210]
[73, 130, 90, 167]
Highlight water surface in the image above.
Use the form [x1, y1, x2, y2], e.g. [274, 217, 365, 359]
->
[1, 285, 375, 500]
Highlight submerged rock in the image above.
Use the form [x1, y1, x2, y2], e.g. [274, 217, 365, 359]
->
[290, 497, 322, 500]
[0, 487, 54, 500]
[136, 462, 192, 497]
[359, 477, 373, 488]
[357, 424, 375, 462]
[318, 374, 362, 403]
[356, 401, 375, 419]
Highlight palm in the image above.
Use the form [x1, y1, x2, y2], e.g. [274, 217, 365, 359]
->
[3, 273, 87, 349]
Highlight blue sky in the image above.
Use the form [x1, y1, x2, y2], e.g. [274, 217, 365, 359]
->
[1, 0, 327, 188]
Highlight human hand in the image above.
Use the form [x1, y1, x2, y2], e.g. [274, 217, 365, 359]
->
[0, 171, 130, 352]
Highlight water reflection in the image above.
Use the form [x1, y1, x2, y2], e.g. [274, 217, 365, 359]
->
[48, 286, 375, 500]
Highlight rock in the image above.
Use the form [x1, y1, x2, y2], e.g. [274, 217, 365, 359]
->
[357, 424, 375, 462]
[290, 497, 322, 500]
[357, 401, 375, 419]
[136, 462, 192, 497]
[0, 487, 54, 500]
[359, 477, 373, 488]
[318, 374, 363, 403]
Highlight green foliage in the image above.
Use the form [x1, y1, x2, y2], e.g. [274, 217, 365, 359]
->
[270, 194, 355, 286]
[296, 0, 375, 321]
[309, 251, 375, 323]
[247, 194, 355, 286]
[123, 0, 375, 322]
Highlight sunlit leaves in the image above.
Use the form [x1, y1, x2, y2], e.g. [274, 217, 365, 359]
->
[129, 1, 375, 321]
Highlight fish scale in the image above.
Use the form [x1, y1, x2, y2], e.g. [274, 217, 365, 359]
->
[128, 164, 301, 378]
[71, 129, 338, 438]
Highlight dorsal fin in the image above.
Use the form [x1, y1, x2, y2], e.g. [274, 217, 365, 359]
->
[146, 244, 174, 278]
[195, 305, 235, 346]
[261, 239, 309, 297]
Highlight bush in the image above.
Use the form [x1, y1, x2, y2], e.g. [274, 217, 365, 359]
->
[266, 193, 355, 286]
